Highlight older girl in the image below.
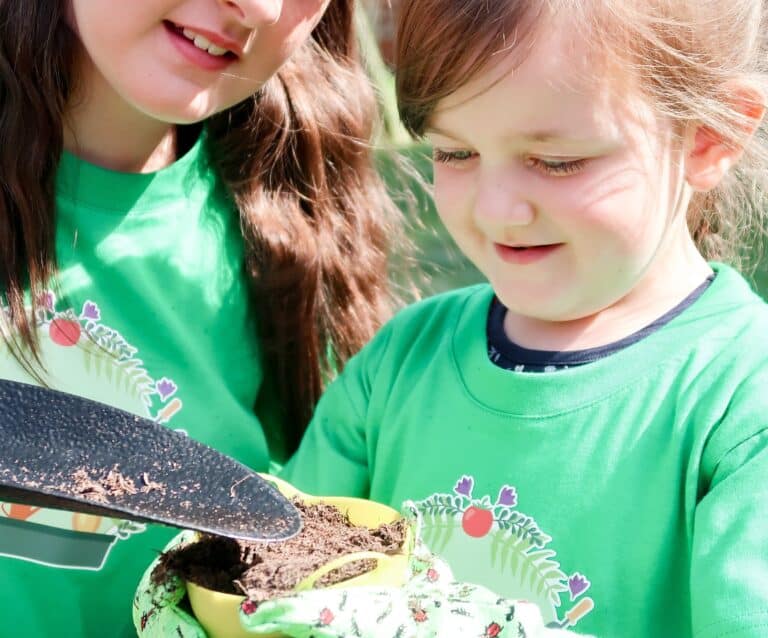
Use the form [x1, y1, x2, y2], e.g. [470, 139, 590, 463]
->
[0, 0, 401, 634]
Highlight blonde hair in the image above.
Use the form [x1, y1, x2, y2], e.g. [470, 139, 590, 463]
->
[396, 0, 768, 270]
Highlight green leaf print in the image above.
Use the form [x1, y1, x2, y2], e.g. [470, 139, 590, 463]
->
[492, 532, 568, 608]
[80, 340, 153, 404]
[87, 324, 137, 360]
[82, 341, 92, 375]
[420, 510, 457, 555]
[497, 529, 534, 577]
[91, 343, 104, 376]
[416, 494, 463, 517]
[81, 339, 110, 378]
[536, 562, 569, 603]
[115, 358, 154, 403]
[490, 528, 533, 568]
[435, 494, 463, 512]
[496, 510, 551, 548]
[526, 549, 568, 606]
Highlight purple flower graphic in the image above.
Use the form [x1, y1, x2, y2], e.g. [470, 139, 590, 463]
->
[81, 301, 100, 321]
[496, 485, 518, 507]
[156, 378, 177, 401]
[454, 475, 474, 498]
[38, 291, 55, 312]
[568, 573, 591, 600]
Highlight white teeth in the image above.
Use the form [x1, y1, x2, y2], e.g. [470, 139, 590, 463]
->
[207, 43, 228, 56]
[181, 27, 229, 56]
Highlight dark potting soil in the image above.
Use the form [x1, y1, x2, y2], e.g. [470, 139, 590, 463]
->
[154, 499, 407, 603]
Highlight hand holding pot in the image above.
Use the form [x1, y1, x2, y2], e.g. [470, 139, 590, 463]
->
[236, 547, 588, 638]
[133, 529, 207, 637]
[134, 530, 589, 638]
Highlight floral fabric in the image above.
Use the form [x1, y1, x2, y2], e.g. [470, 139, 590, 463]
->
[133, 511, 586, 638]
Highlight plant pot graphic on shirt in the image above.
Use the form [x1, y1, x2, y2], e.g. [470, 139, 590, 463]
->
[0, 514, 121, 570]
[415, 475, 595, 630]
[0, 496, 148, 571]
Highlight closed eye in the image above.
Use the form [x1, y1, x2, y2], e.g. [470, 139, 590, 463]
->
[433, 148, 478, 164]
[433, 148, 591, 176]
[525, 157, 588, 176]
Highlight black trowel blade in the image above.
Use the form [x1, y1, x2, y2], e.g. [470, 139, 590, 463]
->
[0, 379, 300, 541]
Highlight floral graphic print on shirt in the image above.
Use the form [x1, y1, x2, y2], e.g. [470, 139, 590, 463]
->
[0, 291, 183, 570]
[415, 475, 595, 630]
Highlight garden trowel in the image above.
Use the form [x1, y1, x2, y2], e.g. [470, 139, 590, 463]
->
[0, 379, 300, 541]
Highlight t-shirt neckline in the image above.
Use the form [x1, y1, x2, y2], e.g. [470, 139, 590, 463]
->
[56, 132, 207, 214]
[450, 263, 752, 416]
[486, 274, 715, 371]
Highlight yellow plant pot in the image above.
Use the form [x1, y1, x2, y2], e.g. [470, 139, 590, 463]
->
[186, 475, 411, 638]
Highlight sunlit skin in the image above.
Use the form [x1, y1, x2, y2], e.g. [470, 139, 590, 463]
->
[425, 20, 715, 351]
[64, 0, 330, 172]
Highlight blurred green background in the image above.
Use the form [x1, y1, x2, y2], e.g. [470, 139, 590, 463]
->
[375, 146, 483, 297]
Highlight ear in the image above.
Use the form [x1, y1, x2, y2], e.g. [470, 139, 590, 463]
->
[684, 83, 766, 192]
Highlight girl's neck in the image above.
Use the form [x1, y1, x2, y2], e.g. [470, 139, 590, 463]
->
[503, 229, 713, 351]
[63, 59, 179, 173]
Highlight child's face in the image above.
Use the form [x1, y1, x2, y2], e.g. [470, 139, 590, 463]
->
[69, 0, 330, 124]
[426, 23, 701, 328]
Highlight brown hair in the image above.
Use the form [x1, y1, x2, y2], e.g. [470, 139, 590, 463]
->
[0, 0, 401, 455]
[396, 0, 768, 270]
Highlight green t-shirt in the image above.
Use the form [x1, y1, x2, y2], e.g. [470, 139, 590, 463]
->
[285, 263, 768, 638]
[0, 136, 269, 636]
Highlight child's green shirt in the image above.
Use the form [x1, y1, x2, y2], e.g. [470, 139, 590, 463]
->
[285, 263, 768, 638]
[0, 136, 270, 637]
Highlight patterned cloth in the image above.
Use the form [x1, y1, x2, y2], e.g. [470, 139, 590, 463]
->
[134, 509, 587, 638]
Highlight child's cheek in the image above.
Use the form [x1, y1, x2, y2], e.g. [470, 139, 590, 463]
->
[433, 164, 476, 221]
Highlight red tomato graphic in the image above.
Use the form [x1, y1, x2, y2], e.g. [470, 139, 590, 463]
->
[483, 622, 503, 637]
[49, 318, 81, 346]
[462, 506, 494, 537]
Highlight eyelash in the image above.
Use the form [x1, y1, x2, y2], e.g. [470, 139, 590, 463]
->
[432, 149, 588, 176]
[432, 149, 477, 164]
[525, 157, 587, 176]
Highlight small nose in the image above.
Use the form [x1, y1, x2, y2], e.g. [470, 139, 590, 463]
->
[474, 167, 536, 227]
[220, 0, 283, 28]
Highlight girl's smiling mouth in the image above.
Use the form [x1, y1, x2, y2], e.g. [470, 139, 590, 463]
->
[163, 20, 240, 71]
[493, 243, 564, 265]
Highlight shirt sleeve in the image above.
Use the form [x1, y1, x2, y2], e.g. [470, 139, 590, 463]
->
[692, 377, 768, 638]
[279, 322, 395, 498]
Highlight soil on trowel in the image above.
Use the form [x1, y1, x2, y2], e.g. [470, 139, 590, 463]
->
[71, 466, 166, 503]
[154, 499, 407, 603]
[1, 463, 165, 505]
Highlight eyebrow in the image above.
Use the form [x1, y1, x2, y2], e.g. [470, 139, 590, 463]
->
[518, 131, 578, 143]
[425, 126, 587, 144]
[423, 126, 468, 144]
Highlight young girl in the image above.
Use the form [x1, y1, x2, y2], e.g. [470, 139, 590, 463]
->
[0, 0, 402, 635]
[139, 0, 767, 636]
[279, 0, 768, 636]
